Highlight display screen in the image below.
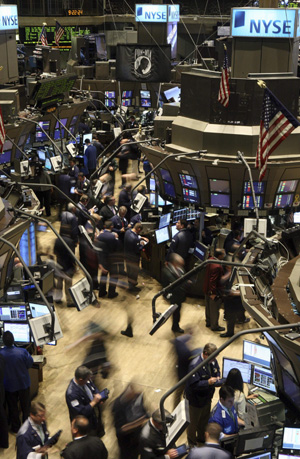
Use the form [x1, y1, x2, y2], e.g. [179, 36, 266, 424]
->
[29, 223, 37, 266]
[121, 99, 131, 107]
[141, 98, 151, 107]
[37, 121, 50, 131]
[222, 357, 252, 383]
[160, 168, 172, 182]
[55, 118, 67, 129]
[243, 339, 271, 368]
[163, 181, 176, 198]
[149, 192, 155, 206]
[35, 131, 48, 142]
[242, 195, 263, 209]
[179, 174, 198, 189]
[186, 209, 201, 221]
[122, 90, 133, 98]
[210, 193, 230, 208]
[252, 365, 276, 393]
[0, 150, 12, 164]
[3, 322, 30, 343]
[19, 229, 29, 266]
[279, 454, 300, 459]
[155, 226, 170, 244]
[29, 302, 51, 318]
[37, 150, 46, 161]
[0, 306, 27, 321]
[244, 181, 265, 194]
[194, 241, 208, 262]
[105, 98, 115, 107]
[277, 180, 298, 193]
[159, 213, 171, 229]
[70, 115, 78, 126]
[140, 90, 150, 98]
[282, 427, 300, 450]
[150, 178, 156, 191]
[274, 194, 294, 208]
[294, 212, 300, 223]
[183, 188, 200, 204]
[171, 224, 179, 237]
[105, 90, 115, 98]
[83, 133, 93, 143]
[164, 86, 181, 102]
[210, 179, 230, 193]
[45, 158, 52, 170]
[54, 129, 63, 140]
[173, 208, 187, 221]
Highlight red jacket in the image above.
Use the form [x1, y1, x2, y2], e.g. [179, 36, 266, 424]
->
[203, 257, 223, 296]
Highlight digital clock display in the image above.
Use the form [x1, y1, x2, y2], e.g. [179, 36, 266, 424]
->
[67, 9, 83, 16]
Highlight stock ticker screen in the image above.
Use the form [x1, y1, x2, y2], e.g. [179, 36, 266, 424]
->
[20, 26, 92, 48]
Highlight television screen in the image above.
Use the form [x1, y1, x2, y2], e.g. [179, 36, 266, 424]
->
[186, 209, 201, 221]
[294, 212, 300, 223]
[183, 188, 200, 204]
[274, 194, 294, 208]
[83, 133, 93, 143]
[173, 208, 187, 221]
[29, 302, 52, 318]
[105, 90, 115, 98]
[171, 224, 179, 237]
[179, 174, 198, 189]
[277, 180, 298, 193]
[55, 118, 67, 129]
[194, 241, 208, 262]
[105, 98, 115, 107]
[0, 150, 12, 164]
[140, 90, 150, 99]
[141, 98, 151, 108]
[163, 181, 176, 198]
[122, 90, 133, 98]
[149, 192, 155, 206]
[37, 121, 50, 131]
[35, 131, 48, 142]
[222, 357, 252, 383]
[210, 193, 230, 208]
[121, 99, 131, 107]
[252, 365, 276, 393]
[242, 195, 263, 209]
[54, 129, 64, 140]
[70, 115, 78, 126]
[164, 86, 181, 102]
[37, 150, 46, 161]
[282, 427, 300, 450]
[244, 181, 265, 194]
[3, 322, 30, 343]
[159, 213, 171, 229]
[150, 178, 156, 192]
[0, 305, 27, 321]
[45, 158, 52, 170]
[243, 339, 271, 368]
[279, 454, 300, 459]
[210, 179, 230, 193]
[160, 168, 173, 182]
[155, 226, 170, 244]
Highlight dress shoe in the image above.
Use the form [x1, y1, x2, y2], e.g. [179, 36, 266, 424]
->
[237, 317, 250, 324]
[98, 291, 107, 298]
[172, 327, 185, 334]
[129, 286, 141, 293]
[205, 323, 211, 328]
[108, 292, 119, 299]
[55, 300, 63, 304]
[67, 303, 76, 308]
[121, 326, 133, 338]
[211, 326, 225, 332]
[220, 333, 234, 338]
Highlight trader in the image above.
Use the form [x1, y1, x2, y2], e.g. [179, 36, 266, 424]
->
[97, 220, 119, 299]
[166, 219, 193, 261]
[84, 138, 97, 176]
[186, 423, 232, 459]
[124, 222, 148, 292]
[209, 385, 245, 436]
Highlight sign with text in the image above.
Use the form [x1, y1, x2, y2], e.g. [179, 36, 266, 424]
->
[0, 5, 18, 31]
[135, 4, 179, 23]
[231, 8, 297, 38]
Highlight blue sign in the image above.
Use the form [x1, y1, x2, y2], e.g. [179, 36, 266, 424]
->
[0, 5, 18, 31]
[231, 8, 296, 38]
[135, 4, 179, 23]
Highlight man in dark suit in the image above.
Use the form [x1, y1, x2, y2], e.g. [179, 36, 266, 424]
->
[100, 195, 118, 220]
[0, 354, 8, 448]
[97, 220, 119, 299]
[186, 423, 231, 459]
[58, 167, 72, 216]
[61, 415, 108, 459]
[167, 219, 193, 261]
[84, 138, 97, 177]
[118, 183, 132, 216]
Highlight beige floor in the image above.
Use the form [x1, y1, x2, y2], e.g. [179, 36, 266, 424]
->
[1, 174, 261, 458]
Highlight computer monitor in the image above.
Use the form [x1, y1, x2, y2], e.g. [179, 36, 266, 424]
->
[242, 195, 263, 210]
[279, 454, 300, 459]
[164, 86, 181, 102]
[186, 209, 201, 221]
[252, 365, 276, 393]
[159, 213, 171, 229]
[244, 181, 265, 194]
[19, 229, 29, 266]
[55, 118, 67, 128]
[69, 277, 96, 311]
[3, 321, 30, 343]
[210, 179, 230, 193]
[155, 227, 170, 244]
[70, 115, 78, 126]
[235, 451, 272, 459]
[277, 180, 298, 193]
[105, 98, 115, 107]
[54, 128, 64, 140]
[35, 130, 48, 142]
[45, 158, 52, 170]
[274, 194, 294, 208]
[179, 174, 198, 189]
[121, 99, 131, 107]
[243, 340, 271, 369]
[235, 427, 275, 456]
[222, 357, 252, 383]
[149, 192, 155, 206]
[182, 188, 200, 204]
[37, 150, 46, 161]
[294, 212, 300, 223]
[0, 305, 27, 321]
[141, 98, 151, 108]
[0, 150, 11, 164]
[210, 193, 230, 208]
[29, 312, 63, 345]
[105, 90, 116, 99]
[150, 177, 156, 191]
[29, 222, 37, 266]
[173, 208, 187, 222]
[83, 133, 93, 143]
[122, 90, 133, 98]
[160, 168, 173, 182]
[163, 181, 176, 198]
[193, 241, 208, 262]
[244, 218, 267, 237]
[171, 224, 179, 238]
[140, 90, 150, 99]
[29, 302, 52, 318]
[282, 427, 300, 450]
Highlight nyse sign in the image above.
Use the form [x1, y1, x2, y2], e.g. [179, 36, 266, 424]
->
[0, 5, 18, 31]
[231, 8, 298, 38]
[135, 4, 179, 23]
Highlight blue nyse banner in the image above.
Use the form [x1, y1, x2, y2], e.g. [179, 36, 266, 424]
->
[0, 5, 18, 31]
[231, 8, 297, 38]
[135, 4, 180, 23]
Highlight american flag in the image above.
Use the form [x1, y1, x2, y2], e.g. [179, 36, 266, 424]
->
[256, 88, 300, 181]
[55, 20, 65, 46]
[218, 46, 230, 107]
[39, 25, 48, 46]
[0, 107, 5, 154]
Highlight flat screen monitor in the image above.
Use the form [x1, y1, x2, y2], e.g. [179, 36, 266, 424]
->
[149, 192, 155, 206]
[274, 194, 294, 208]
[182, 188, 200, 204]
[277, 180, 298, 193]
[37, 121, 50, 131]
[210, 193, 230, 208]
[222, 357, 252, 383]
[186, 209, 201, 221]
[159, 213, 171, 229]
[282, 427, 300, 450]
[163, 181, 176, 198]
[54, 128, 63, 140]
[236, 452, 272, 459]
[242, 195, 263, 209]
[193, 241, 208, 262]
[160, 168, 173, 182]
[279, 454, 300, 459]
[0, 150, 12, 164]
[243, 339, 271, 369]
[140, 90, 150, 99]
[45, 158, 52, 170]
[105, 98, 115, 107]
[29, 302, 52, 318]
[105, 90, 115, 98]
[164, 86, 181, 102]
[121, 99, 131, 107]
[141, 98, 151, 108]
[150, 178, 156, 192]
[244, 181, 265, 194]
[252, 365, 276, 393]
[55, 118, 67, 129]
[37, 150, 46, 161]
[155, 226, 170, 244]
[122, 90, 133, 98]
[29, 222, 37, 266]
[173, 208, 187, 221]
[294, 212, 300, 223]
[179, 174, 198, 189]
[210, 179, 230, 193]
[171, 224, 179, 237]
[3, 321, 30, 343]
[0, 305, 27, 321]
[83, 133, 93, 143]
[70, 115, 78, 126]
[35, 130, 48, 142]
[19, 229, 29, 266]
[235, 428, 275, 456]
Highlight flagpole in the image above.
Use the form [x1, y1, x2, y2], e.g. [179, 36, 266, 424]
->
[237, 151, 259, 231]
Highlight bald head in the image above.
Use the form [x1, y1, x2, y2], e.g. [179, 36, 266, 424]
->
[71, 415, 90, 438]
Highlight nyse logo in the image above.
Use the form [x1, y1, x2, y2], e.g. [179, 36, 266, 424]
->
[1, 15, 18, 27]
[250, 19, 292, 34]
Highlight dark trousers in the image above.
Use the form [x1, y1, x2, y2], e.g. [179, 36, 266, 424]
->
[172, 302, 182, 329]
[224, 296, 246, 335]
[0, 402, 8, 448]
[36, 190, 51, 216]
[6, 387, 30, 432]
[187, 401, 211, 446]
[205, 294, 222, 330]
[117, 430, 141, 459]
[126, 258, 139, 288]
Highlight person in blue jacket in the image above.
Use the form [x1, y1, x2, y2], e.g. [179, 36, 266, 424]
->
[209, 385, 245, 437]
[0, 331, 33, 433]
[84, 139, 97, 176]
